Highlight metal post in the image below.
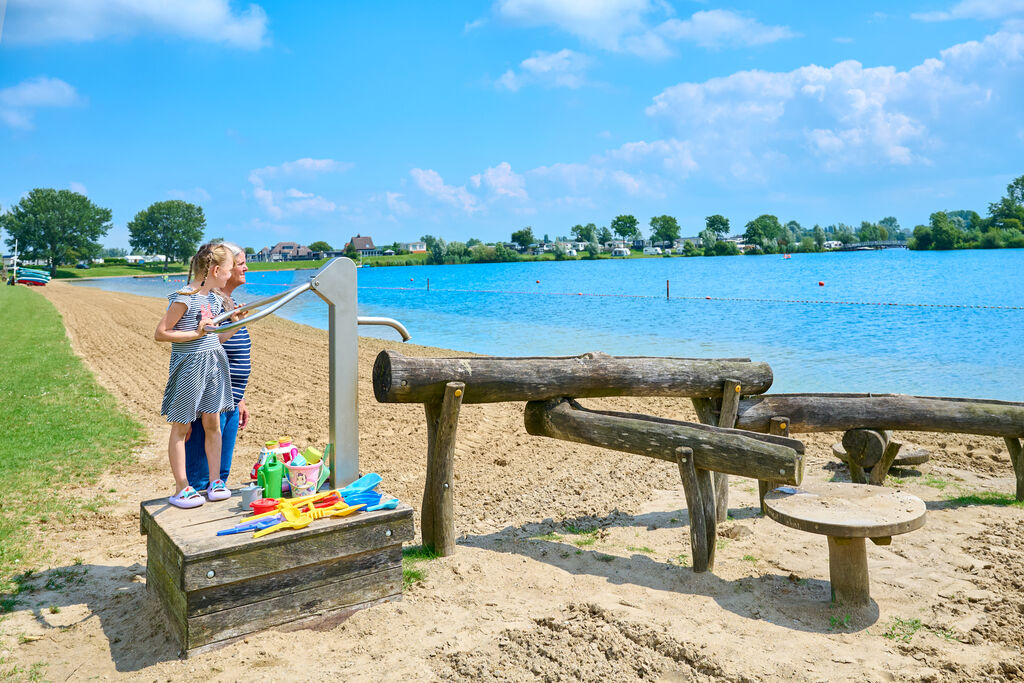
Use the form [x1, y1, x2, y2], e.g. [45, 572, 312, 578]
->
[309, 258, 360, 488]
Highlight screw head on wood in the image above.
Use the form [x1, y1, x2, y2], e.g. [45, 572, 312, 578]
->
[780, 422, 787, 430]
[443, 482, 449, 489]
[207, 570, 215, 578]
[401, 380, 408, 386]
[385, 529, 392, 537]
[734, 385, 741, 393]
[454, 389, 463, 397]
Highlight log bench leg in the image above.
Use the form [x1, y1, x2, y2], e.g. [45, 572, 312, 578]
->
[826, 536, 869, 606]
[759, 417, 791, 512]
[1005, 438, 1024, 502]
[675, 447, 716, 573]
[421, 381, 464, 556]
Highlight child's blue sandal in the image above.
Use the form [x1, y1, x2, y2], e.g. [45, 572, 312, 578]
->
[169, 486, 205, 509]
[206, 480, 231, 502]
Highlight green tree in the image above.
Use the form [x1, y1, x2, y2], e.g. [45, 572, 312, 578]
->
[698, 228, 717, 255]
[420, 234, 439, 251]
[244, 246, 255, 255]
[929, 211, 961, 250]
[909, 225, 933, 250]
[713, 241, 740, 256]
[879, 216, 900, 237]
[308, 240, 332, 252]
[511, 227, 536, 249]
[597, 226, 613, 244]
[466, 237, 482, 247]
[344, 240, 358, 259]
[683, 240, 701, 256]
[585, 240, 601, 258]
[611, 214, 640, 241]
[813, 225, 825, 250]
[127, 200, 205, 272]
[571, 223, 596, 243]
[743, 214, 783, 251]
[1, 188, 112, 276]
[857, 221, 887, 242]
[426, 237, 448, 265]
[705, 214, 730, 237]
[649, 215, 680, 243]
[798, 236, 816, 252]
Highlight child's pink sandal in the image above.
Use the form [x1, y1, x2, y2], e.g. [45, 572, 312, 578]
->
[169, 486, 205, 509]
[206, 480, 231, 502]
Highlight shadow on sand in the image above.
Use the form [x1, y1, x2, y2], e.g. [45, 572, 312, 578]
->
[462, 503, 881, 634]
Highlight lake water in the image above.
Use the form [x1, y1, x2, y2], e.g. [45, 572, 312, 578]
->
[75, 249, 1024, 400]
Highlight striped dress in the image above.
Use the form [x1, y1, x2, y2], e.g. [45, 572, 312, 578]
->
[160, 290, 234, 424]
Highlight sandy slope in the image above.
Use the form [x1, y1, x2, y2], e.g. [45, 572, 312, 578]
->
[1, 281, 1021, 682]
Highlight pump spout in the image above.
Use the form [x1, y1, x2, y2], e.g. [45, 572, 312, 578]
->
[357, 316, 411, 341]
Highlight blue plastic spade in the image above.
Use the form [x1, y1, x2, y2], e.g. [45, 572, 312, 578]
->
[338, 473, 382, 497]
[365, 498, 399, 512]
[343, 490, 382, 507]
[216, 514, 282, 536]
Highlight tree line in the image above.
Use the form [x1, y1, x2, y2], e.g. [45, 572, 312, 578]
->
[1, 190, 206, 275]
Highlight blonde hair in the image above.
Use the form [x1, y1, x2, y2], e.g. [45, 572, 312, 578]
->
[179, 243, 235, 294]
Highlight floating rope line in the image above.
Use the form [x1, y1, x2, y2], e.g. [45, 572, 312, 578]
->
[355, 285, 1024, 310]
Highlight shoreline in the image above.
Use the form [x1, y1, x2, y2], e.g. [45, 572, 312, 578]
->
[1, 281, 1020, 681]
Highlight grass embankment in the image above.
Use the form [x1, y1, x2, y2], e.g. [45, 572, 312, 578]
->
[54, 262, 188, 279]
[0, 286, 144, 596]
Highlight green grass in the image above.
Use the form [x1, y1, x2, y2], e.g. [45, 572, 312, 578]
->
[883, 617, 923, 642]
[0, 286, 145, 592]
[944, 491, 1023, 508]
[53, 262, 188, 279]
[244, 259, 331, 272]
[401, 545, 439, 589]
[626, 546, 654, 554]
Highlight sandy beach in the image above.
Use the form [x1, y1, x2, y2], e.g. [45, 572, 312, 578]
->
[1, 281, 1022, 682]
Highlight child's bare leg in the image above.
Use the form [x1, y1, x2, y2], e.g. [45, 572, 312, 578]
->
[168, 422, 191, 492]
[201, 412, 223, 484]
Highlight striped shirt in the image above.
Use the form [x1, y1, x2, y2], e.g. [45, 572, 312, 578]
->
[222, 309, 251, 405]
[167, 291, 223, 354]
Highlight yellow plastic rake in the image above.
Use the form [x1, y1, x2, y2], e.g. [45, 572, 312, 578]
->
[251, 501, 365, 539]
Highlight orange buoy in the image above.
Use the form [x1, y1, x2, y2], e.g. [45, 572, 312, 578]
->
[536, 280, 540, 283]
[818, 281, 824, 286]
[706, 296, 711, 299]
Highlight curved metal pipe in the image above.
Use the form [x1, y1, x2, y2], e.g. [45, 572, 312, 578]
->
[206, 280, 312, 333]
[357, 316, 411, 341]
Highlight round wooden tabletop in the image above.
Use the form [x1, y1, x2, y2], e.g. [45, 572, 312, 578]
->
[764, 482, 926, 538]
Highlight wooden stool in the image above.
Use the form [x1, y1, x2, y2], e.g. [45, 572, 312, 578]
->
[763, 483, 926, 606]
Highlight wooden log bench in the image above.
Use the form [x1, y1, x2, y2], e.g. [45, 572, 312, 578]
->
[140, 490, 413, 656]
[763, 483, 926, 606]
[372, 350, 794, 572]
[733, 393, 1024, 501]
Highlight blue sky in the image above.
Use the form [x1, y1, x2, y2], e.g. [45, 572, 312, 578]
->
[1, 1, 1023, 251]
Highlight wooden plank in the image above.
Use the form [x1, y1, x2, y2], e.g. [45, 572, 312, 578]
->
[186, 565, 402, 650]
[524, 398, 804, 484]
[374, 350, 772, 403]
[736, 394, 1024, 437]
[144, 512, 186, 590]
[183, 594, 401, 658]
[675, 447, 709, 573]
[188, 546, 401, 617]
[182, 510, 413, 590]
[423, 382, 464, 556]
[695, 466, 717, 573]
[141, 497, 412, 562]
[146, 545, 186, 649]
[842, 429, 889, 470]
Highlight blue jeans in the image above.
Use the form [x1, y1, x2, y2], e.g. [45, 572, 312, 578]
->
[185, 407, 239, 490]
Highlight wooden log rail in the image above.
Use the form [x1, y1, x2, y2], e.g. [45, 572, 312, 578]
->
[735, 393, 1024, 500]
[524, 399, 804, 572]
[373, 350, 773, 404]
[371, 350, 779, 558]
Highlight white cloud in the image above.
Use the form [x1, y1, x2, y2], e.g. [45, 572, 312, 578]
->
[0, 76, 81, 129]
[497, 49, 592, 91]
[913, 0, 1024, 22]
[167, 187, 211, 202]
[385, 192, 412, 216]
[645, 31, 1024, 173]
[69, 181, 88, 195]
[656, 10, 798, 49]
[470, 162, 529, 199]
[494, 1, 793, 57]
[247, 157, 351, 218]
[3, 0, 269, 48]
[464, 18, 487, 33]
[410, 168, 479, 214]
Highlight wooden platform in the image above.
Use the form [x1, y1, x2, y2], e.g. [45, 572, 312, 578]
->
[140, 490, 414, 656]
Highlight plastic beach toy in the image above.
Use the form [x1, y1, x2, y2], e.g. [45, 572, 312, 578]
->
[338, 473, 382, 497]
[285, 462, 321, 498]
[365, 498, 400, 512]
[249, 498, 279, 515]
[257, 453, 284, 498]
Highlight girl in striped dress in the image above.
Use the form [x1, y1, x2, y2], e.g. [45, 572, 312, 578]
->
[154, 244, 236, 508]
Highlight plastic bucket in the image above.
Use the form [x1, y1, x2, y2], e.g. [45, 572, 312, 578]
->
[285, 462, 322, 497]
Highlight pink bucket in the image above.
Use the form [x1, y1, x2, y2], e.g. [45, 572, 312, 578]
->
[285, 462, 322, 497]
